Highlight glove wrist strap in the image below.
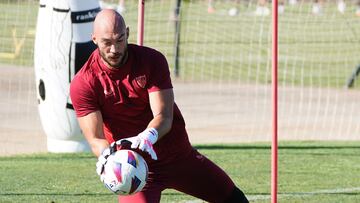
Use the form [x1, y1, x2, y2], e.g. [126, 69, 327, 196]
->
[143, 127, 158, 144]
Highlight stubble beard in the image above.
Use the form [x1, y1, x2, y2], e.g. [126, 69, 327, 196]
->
[100, 46, 128, 69]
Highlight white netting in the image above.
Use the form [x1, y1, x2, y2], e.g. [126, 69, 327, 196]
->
[135, 0, 360, 142]
[0, 0, 44, 155]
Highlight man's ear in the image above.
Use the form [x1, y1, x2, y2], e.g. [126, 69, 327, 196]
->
[126, 27, 129, 40]
[92, 33, 97, 45]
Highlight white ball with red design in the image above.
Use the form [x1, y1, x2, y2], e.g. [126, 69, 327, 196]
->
[101, 150, 148, 195]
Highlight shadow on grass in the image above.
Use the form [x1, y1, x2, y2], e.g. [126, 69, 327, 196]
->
[193, 145, 360, 150]
[283, 192, 360, 196]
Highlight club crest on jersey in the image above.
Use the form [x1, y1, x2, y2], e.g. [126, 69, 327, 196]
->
[135, 75, 147, 88]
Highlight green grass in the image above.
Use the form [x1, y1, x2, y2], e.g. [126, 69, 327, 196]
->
[1, 142, 360, 202]
[1, 0, 360, 88]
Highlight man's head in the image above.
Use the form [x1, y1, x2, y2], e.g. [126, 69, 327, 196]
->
[92, 9, 129, 68]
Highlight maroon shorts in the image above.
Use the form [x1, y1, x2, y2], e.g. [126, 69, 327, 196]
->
[118, 148, 235, 203]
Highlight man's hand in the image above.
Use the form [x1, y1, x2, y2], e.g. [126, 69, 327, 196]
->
[96, 128, 158, 179]
[96, 147, 111, 179]
[96, 148, 111, 182]
[116, 128, 158, 160]
[95, 141, 126, 177]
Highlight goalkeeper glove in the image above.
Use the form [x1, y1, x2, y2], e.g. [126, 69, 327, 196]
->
[96, 128, 158, 177]
[96, 147, 111, 177]
[95, 140, 130, 177]
[116, 128, 158, 160]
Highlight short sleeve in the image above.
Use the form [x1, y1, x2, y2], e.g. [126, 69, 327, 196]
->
[70, 75, 99, 117]
[147, 51, 173, 93]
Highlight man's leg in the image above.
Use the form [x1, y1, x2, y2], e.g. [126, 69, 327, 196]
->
[118, 177, 163, 203]
[224, 186, 248, 203]
[165, 148, 248, 203]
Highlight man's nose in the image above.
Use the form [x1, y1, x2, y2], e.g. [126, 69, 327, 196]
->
[110, 44, 118, 53]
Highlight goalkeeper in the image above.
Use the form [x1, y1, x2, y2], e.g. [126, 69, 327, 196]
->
[70, 9, 248, 203]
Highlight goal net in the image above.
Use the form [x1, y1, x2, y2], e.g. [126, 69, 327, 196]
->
[131, 0, 360, 143]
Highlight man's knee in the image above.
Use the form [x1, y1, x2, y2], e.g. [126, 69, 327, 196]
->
[224, 186, 249, 203]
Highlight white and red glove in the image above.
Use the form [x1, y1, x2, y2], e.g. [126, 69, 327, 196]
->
[116, 128, 158, 160]
[96, 128, 158, 178]
[96, 142, 117, 177]
[95, 140, 128, 177]
[96, 147, 111, 178]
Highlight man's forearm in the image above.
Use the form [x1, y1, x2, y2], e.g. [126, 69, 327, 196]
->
[89, 138, 110, 157]
[147, 114, 173, 140]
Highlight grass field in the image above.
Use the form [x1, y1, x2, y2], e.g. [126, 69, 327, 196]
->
[0, 0, 359, 88]
[1, 141, 360, 202]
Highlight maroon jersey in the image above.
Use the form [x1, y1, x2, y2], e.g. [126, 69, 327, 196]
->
[70, 44, 191, 163]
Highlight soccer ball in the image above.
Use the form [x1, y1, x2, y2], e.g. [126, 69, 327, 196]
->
[101, 150, 148, 195]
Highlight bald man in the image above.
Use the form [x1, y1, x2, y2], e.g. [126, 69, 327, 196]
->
[70, 9, 248, 203]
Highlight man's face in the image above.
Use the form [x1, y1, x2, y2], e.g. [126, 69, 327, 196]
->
[94, 27, 129, 68]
